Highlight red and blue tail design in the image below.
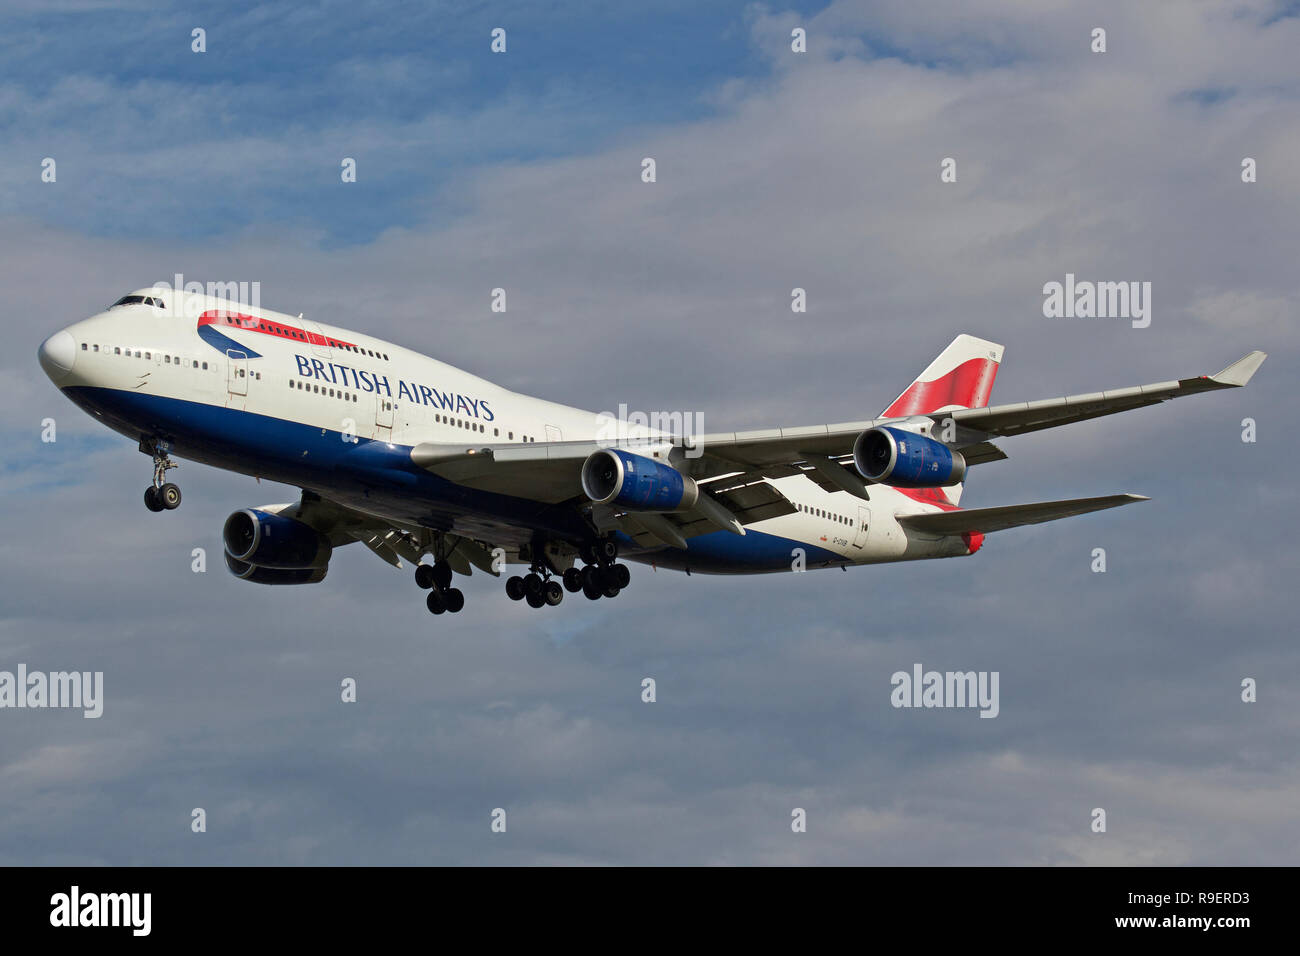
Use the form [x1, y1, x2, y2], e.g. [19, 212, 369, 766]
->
[881, 334, 1003, 507]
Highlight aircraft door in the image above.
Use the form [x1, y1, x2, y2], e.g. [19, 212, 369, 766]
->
[227, 349, 248, 396]
[376, 393, 395, 437]
[852, 505, 870, 550]
[545, 424, 562, 443]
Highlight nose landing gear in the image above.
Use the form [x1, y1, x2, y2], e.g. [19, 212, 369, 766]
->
[141, 440, 181, 512]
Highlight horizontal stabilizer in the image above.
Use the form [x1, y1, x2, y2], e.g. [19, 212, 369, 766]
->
[897, 493, 1149, 536]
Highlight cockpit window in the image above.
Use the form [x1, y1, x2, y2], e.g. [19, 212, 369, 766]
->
[111, 294, 166, 309]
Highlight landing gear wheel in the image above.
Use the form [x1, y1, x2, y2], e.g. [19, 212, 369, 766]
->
[562, 567, 583, 592]
[432, 561, 453, 591]
[598, 538, 619, 562]
[523, 573, 544, 598]
[581, 565, 600, 591]
[612, 564, 630, 589]
[505, 576, 526, 601]
[426, 591, 447, 615]
[525, 591, 545, 609]
[443, 587, 465, 613]
[603, 583, 621, 598]
[415, 564, 436, 589]
[579, 543, 598, 566]
[143, 440, 179, 511]
[544, 580, 564, 606]
[582, 579, 602, 601]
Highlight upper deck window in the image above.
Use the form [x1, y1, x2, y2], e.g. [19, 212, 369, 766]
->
[110, 294, 166, 309]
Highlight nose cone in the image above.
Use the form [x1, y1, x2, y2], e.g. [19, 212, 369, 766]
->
[38, 330, 76, 381]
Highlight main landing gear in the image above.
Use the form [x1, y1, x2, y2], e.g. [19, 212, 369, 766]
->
[505, 566, 565, 609]
[415, 558, 465, 615]
[506, 538, 630, 608]
[141, 440, 181, 513]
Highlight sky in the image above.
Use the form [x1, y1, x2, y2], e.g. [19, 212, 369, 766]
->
[0, 0, 1296, 865]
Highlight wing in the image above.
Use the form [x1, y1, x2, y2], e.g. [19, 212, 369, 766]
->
[271, 491, 502, 576]
[938, 350, 1266, 439]
[405, 348, 1263, 540]
[686, 350, 1265, 467]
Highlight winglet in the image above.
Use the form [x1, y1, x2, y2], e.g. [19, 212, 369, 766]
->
[1210, 351, 1267, 387]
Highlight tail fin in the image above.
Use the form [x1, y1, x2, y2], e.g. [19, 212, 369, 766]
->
[879, 334, 1004, 418]
[881, 334, 1004, 508]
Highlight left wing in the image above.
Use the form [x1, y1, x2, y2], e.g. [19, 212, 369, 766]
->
[685, 350, 1265, 470]
[408, 349, 1264, 508]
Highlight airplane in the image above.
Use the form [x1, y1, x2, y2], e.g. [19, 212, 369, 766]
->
[37, 288, 1265, 615]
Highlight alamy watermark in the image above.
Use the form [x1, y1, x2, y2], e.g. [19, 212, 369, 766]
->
[890, 663, 999, 718]
[1042, 273, 1151, 328]
[150, 273, 261, 317]
[595, 404, 705, 458]
[0, 665, 102, 718]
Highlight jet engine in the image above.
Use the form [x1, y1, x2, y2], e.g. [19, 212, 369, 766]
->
[223, 508, 333, 575]
[581, 449, 699, 512]
[852, 426, 966, 487]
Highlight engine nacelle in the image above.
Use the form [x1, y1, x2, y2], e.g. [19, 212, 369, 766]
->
[224, 552, 328, 585]
[223, 509, 332, 570]
[852, 426, 967, 487]
[581, 449, 699, 512]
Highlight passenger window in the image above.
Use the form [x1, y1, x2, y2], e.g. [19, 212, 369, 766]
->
[202, 361, 207, 369]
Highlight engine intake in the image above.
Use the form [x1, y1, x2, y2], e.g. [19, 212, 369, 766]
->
[852, 426, 966, 487]
[225, 552, 328, 585]
[581, 449, 698, 512]
[223, 509, 332, 570]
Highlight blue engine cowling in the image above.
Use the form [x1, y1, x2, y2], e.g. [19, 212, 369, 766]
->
[852, 426, 967, 487]
[223, 509, 333, 570]
[581, 449, 699, 512]
[224, 552, 328, 585]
